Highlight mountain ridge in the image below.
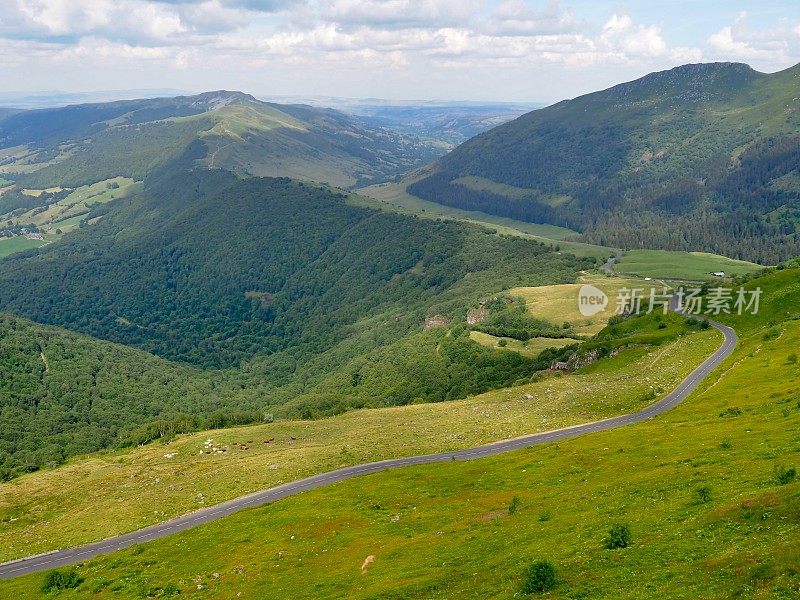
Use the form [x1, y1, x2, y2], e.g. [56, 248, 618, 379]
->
[0, 91, 440, 189]
[407, 61, 800, 263]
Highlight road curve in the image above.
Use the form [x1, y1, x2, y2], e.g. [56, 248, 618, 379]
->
[0, 314, 737, 580]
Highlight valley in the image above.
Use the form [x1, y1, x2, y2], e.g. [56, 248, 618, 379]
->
[0, 46, 798, 600]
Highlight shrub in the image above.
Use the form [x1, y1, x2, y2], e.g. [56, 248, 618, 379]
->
[605, 523, 631, 549]
[787, 353, 798, 365]
[775, 465, 797, 486]
[521, 560, 557, 594]
[696, 486, 712, 503]
[508, 496, 521, 515]
[498, 339, 508, 347]
[720, 438, 732, 449]
[719, 406, 743, 418]
[41, 569, 82, 593]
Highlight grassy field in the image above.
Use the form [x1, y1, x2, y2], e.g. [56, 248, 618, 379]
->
[2, 270, 797, 599]
[0, 326, 719, 564]
[0, 235, 55, 259]
[469, 331, 580, 357]
[509, 275, 637, 336]
[8, 177, 138, 231]
[615, 250, 763, 280]
[354, 182, 612, 260]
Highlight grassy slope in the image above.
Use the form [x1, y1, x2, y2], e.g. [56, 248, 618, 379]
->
[509, 275, 634, 336]
[0, 236, 52, 258]
[1, 93, 438, 191]
[616, 250, 763, 280]
[2, 270, 796, 599]
[409, 63, 800, 263]
[0, 311, 719, 565]
[469, 331, 579, 357]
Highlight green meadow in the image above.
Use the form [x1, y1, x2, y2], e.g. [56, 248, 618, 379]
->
[615, 250, 764, 281]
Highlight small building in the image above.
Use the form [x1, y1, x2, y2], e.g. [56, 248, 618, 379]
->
[710, 271, 726, 277]
[25, 232, 44, 240]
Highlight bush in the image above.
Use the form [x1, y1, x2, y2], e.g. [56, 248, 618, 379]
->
[41, 568, 82, 593]
[787, 353, 798, 365]
[775, 465, 797, 486]
[605, 523, 631, 549]
[498, 339, 508, 347]
[696, 486, 712, 503]
[521, 560, 557, 594]
[719, 406, 743, 418]
[508, 496, 521, 515]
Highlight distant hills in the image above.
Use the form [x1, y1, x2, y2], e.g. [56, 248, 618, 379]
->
[0, 91, 439, 189]
[407, 62, 800, 264]
[344, 102, 539, 148]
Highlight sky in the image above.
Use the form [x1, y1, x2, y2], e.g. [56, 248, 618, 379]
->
[3, 0, 800, 103]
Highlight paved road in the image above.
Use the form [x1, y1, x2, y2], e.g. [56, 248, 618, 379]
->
[0, 312, 737, 580]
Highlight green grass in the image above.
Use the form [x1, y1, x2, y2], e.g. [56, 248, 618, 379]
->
[6, 177, 137, 231]
[616, 250, 764, 280]
[469, 331, 580, 357]
[0, 236, 53, 258]
[509, 275, 636, 336]
[0, 321, 718, 564]
[354, 182, 612, 260]
[1, 270, 796, 599]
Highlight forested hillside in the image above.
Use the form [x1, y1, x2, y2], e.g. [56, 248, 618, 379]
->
[0, 91, 438, 189]
[0, 169, 591, 477]
[408, 62, 800, 263]
[0, 169, 587, 367]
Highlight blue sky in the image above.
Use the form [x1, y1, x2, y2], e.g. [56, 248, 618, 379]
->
[2, 1, 800, 103]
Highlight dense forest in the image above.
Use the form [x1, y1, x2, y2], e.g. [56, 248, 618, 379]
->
[408, 62, 800, 264]
[0, 169, 589, 368]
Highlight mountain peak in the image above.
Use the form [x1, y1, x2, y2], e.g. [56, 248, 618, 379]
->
[602, 61, 761, 105]
[186, 90, 258, 110]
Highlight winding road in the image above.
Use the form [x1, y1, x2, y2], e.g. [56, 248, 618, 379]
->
[0, 312, 737, 580]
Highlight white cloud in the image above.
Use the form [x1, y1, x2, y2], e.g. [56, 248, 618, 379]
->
[486, 0, 578, 36]
[318, 0, 482, 29]
[707, 12, 800, 65]
[5, 1, 800, 102]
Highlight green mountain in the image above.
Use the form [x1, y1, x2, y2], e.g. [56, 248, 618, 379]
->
[408, 62, 800, 264]
[0, 91, 439, 189]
